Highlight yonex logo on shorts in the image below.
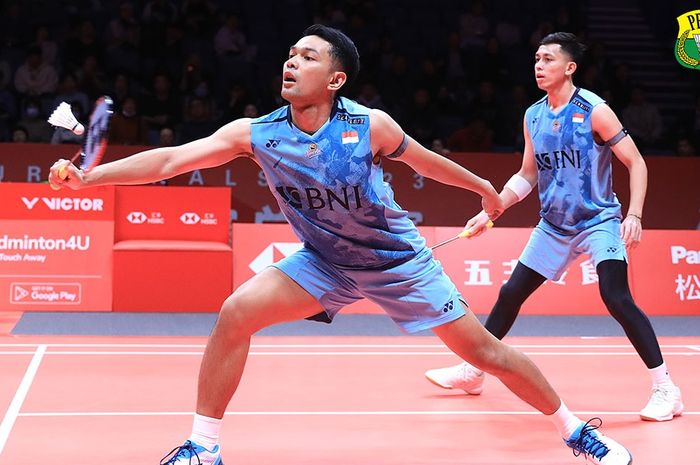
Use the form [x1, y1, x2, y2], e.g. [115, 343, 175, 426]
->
[606, 247, 618, 253]
[266, 139, 280, 148]
[442, 300, 455, 313]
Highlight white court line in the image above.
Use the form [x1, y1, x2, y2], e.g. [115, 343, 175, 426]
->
[14, 410, 700, 417]
[0, 343, 697, 348]
[0, 344, 46, 455]
[0, 350, 691, 356]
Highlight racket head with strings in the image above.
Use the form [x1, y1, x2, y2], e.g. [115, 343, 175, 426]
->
[79, 95, 113, 171]
[58, 95, 113, 179]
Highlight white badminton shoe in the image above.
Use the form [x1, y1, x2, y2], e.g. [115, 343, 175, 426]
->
[160, 440, 223, 465]
[640, 384, 683, 421]
[565, 418, 632, 465]
[424, 361, 485, 394]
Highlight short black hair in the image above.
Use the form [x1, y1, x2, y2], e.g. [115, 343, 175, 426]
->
[540, 32, 586, 64]
[302, 24, 360, 89]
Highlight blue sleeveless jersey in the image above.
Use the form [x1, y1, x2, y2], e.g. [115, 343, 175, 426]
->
[250, 97, 425, 269]
[525, 88, 622, 234]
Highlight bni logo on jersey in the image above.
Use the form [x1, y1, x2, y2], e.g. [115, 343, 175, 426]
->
[675, 10, 700, 70]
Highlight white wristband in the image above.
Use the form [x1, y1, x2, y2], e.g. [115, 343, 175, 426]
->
[504, 174, 533, 201]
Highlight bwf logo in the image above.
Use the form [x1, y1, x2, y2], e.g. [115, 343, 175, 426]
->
[180, 212, 201, 225]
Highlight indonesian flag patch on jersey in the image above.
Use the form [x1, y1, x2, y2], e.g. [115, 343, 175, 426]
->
[572, 113, 585, 123]
[341, 130, 359, 144]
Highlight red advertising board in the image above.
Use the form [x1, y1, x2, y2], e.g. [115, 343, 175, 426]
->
[112, 185, 232, 312]
[0, 183, 115, 311]
[231, 223, 699, 316]
[628, 230, 700, 315]
[114, 185, 230, 242]
[0, 181, 114, 221]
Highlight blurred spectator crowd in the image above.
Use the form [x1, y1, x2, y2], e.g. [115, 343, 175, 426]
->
[0, 0, 697, 156]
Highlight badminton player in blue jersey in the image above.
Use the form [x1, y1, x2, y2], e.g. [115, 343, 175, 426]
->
[426, 32, 683, 424]
[50, 26, 631, 465]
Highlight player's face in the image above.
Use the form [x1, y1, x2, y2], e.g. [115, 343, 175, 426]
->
[281, 35, 339, 103]
[534, 44, 574, 90]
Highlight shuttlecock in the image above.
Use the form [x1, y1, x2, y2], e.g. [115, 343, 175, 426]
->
[48, 102, 85, 135]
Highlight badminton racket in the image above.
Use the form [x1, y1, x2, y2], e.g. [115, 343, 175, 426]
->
[430, 220, 494, 250]
[57, 95, 114, 180]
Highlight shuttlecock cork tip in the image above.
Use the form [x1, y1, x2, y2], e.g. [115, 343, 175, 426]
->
[73, 123, 85, 135]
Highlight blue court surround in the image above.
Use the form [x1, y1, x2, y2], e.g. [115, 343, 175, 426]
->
[11, 312, 700, 337]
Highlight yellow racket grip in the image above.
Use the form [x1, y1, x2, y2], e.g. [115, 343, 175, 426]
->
[50, 162, 72, 190]
[458, 219, 494, 238]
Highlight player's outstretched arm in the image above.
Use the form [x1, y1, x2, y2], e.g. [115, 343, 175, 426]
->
[591, 103, 647, 248]
[369, 109, 503, 219]
[49, 118, 253, 190]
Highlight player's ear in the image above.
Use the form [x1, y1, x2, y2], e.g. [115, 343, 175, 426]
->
[328, 71, 347, 91]
[565, 61, 577, 76]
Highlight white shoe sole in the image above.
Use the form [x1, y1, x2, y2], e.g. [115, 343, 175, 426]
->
[424, 373, 484, 395]
[640, 402, 684, 422]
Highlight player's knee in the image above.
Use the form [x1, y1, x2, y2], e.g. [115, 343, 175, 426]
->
[497, 280, 525, 307]
[216, 291, 259, 336]
[600, 287, 633, 315]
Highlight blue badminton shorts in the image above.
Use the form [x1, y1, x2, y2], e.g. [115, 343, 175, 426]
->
[272, 246, 466, 333]
[519, 218, 628, 281]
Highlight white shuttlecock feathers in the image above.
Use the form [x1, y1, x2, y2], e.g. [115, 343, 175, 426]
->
[48, 102, 85, 135]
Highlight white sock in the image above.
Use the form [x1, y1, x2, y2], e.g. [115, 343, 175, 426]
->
[190, 413, 222, 451]
[649, 362, 673, 387]
[546, 401, 581, 440]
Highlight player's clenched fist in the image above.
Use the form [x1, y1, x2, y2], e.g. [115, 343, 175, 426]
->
[48, 159, 84, 190]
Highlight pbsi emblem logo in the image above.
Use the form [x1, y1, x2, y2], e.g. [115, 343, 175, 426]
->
[675, 10, 700, 69]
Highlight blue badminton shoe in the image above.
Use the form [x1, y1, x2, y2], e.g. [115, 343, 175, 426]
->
[160, 440, 223, 465]
[565, 418, 632, 465]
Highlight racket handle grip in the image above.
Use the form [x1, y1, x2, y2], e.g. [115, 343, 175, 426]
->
[458, 219, 494, 238]
[58, 164, 69, 180]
